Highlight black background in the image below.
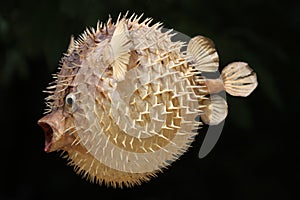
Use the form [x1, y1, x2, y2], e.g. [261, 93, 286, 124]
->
[0, 0, 299, 199]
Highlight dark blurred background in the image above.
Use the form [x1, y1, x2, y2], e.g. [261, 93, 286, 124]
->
[0, 0, 299, 199]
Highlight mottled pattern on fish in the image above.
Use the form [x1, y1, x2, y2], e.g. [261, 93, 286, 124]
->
[38, 13, 257, 188]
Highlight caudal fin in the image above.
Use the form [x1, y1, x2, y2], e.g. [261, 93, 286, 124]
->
[221, 62, 258, 97]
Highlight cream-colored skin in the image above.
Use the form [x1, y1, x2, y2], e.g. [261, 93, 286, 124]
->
[38, 14, 257, 188]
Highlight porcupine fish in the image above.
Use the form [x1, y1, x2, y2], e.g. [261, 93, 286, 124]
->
[38, 13, 258, 187]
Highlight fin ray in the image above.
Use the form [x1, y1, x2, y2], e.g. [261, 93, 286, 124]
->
[103, 19, 131, 81]
[201, 95, 228, 125]
[221, 62, 258, 97]
[187, 35, 219, 72]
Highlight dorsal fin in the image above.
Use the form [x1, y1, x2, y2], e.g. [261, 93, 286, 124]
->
[103, 19, 131, 81]
[187, 35, 219, 72]
[201, 95, 228, 125]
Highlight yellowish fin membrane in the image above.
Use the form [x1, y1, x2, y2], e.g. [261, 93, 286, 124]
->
[201, 95, 228, 125]
[187, 35, 219, 72]
[103, 19, 132, 81]
[221, 62, 258, 97]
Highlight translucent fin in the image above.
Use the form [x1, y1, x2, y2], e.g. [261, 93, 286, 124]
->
[187, 35, 219, 72]
[201, 95, 228, 125]
[221, 62, 258, 97]
[103, 19, 131, 81]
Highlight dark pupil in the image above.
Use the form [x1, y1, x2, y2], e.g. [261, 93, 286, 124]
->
[66, 97, 73, 105]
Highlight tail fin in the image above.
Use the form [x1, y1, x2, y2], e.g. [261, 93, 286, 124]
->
[221, 62, 258, 97]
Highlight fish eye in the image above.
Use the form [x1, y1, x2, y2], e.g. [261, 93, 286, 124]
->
[65, 93, 76, 106]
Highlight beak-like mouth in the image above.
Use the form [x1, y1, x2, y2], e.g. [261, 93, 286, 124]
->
[38, 110, 75, 153]
[37, 110, 62, 153]
[38, 122, 54, 152]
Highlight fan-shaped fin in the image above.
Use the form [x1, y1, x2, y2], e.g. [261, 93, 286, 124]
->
[103, 19, 132, 81]
[221, 62, 258, 97]
[187, 35, 219, 72]
[201, 95, 228, 125]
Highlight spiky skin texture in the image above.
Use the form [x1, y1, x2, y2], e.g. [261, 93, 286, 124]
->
[39, 14, 207, 187]
[38, 13, 258, 188]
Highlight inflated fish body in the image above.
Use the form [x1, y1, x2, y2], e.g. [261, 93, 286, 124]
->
[38, 14, 257, 187]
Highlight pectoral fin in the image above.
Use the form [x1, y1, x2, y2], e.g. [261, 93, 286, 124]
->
[201, 95, 228, 125]
[103, 19, 132, 81]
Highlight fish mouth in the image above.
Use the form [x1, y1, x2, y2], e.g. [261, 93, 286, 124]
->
[38, 122, 54, 152]
[38, 110, 76, 153]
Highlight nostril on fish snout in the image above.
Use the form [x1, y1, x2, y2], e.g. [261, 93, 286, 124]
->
[38, 122, 54, 152]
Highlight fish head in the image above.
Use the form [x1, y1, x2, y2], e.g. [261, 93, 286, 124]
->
[38, 52, 81, 153]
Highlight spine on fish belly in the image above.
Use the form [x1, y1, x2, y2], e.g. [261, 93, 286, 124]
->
[38, 13, 258, 188]
[72, 19, 202, 176]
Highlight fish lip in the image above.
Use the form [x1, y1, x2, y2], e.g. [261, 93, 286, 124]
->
[38, 121, 54, 153]
[38, 110, 75, 152]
